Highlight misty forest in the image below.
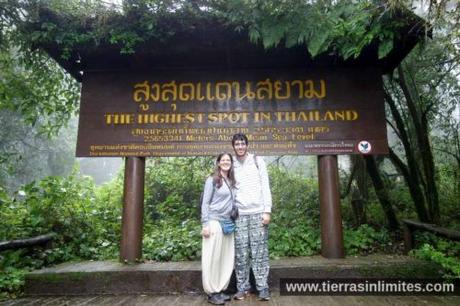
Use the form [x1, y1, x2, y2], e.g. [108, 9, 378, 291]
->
[0, 0, 459, 299]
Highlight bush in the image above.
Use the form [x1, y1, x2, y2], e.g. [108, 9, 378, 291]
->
[269, 223, 320, 258]
[344, 224, 391, 255]
[270, 167, 320, 227]
[437, 165, 460, 230]
[0, 170, 122, 298]
[268, 166, 321, 257]
[0, 173, 99, 261]
[144, 157, 213, 222]
[0, 266, 25, 300]
[2, 157, 456, 299]
[413, 243, 460, 279]
[411, 232, 460, 278]
[141, 157, 211, 262]
[143, 219, 201, 261]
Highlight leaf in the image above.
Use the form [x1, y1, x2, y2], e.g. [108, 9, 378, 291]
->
[261, 24, 285, 49]
[307, 27, 331, 57]
[378, 38, 394, 59]
[248, 27, 261, 44]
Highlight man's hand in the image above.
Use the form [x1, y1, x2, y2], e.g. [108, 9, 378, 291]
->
[262, 213, 271, 225]
[201, 226, 210, 238]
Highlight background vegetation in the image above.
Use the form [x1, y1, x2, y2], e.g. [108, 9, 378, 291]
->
[0, 0, 459, 300]
[1, 155, 458, 299]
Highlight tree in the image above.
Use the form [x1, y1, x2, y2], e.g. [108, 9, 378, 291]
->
[383, 1, 460, 224]
[0, 110, 77, 192]
[0, 0, 80, 135]
[2, 0, 458, 227]
[1, 1, 81, 189]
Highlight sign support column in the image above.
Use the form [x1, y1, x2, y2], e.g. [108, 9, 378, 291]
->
[318, 155, 344, 258]
[120, 157, 145, 263]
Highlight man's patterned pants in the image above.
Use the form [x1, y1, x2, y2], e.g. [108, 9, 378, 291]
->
[234, 213, 269, 292]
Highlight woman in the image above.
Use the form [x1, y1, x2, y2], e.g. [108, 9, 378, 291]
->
[201, 153, 236, 305]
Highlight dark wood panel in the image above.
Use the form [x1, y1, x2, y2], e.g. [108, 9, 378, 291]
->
[76, 68, 388, 156]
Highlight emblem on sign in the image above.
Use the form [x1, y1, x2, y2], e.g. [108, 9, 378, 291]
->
[358, 140, 372, 154]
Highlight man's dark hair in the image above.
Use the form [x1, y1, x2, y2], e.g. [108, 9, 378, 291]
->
[232, 133, 248, 146]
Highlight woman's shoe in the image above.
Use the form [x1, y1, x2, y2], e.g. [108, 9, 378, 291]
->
[208, 293, 225, 305]
[218, 292, 231, 301]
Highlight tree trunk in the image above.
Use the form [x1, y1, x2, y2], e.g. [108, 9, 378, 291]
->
[397, 65, 440, 223]
[421, 112, 440, 223]
[388, 148, 430, 222]
[351, 155, 367, 226]
[353, 155, 368, 200]
[351, 187, 367, 226]
[384, 89, 431, 222]
[364, 155, 399, 230]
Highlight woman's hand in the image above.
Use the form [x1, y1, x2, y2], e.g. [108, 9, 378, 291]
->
[201, 226, 210, 238]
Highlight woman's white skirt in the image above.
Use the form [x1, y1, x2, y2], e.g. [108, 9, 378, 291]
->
[202, 220, 235, 295]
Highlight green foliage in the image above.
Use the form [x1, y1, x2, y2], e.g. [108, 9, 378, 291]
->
[268, 166, 321, 257]
[85, 175, 123, 260]
[386, 180, 414, 215]
[0, 265, 25, 300]
[382, 2, 460, 224]
[437, 165, 460, 229]
[0, 23, 80, 136]
[408, 231, 460, 278]
[12, 0, 422, 63]
[142, 158, 325, 261]
[142, 157, 212, 261]
[223, 0, 418, 59]
[412, 242, 460, 279]
[270, 166, 320, 227]
[1, 171, 105, 259]
[269, 222, 320, 258]
[1, 1, 81, 188]
[0, 0, 458, 299]
[344, 224, 391, 255]
[0, 171, 122, 297]
[144, 220, 201, 261]
[1, 157, 458, 299]
[144, 157, 213, 222]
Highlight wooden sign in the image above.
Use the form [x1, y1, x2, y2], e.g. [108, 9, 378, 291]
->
[76, 68, 388, 157]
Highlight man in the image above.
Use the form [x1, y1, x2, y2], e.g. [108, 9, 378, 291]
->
[231, 133, 272, 301]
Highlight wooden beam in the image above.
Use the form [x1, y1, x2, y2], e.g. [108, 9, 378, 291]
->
[0, 233, 55, 251]
[402, 219, 460, 241]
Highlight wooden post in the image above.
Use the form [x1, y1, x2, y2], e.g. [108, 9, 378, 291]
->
[120, 157, 145, 263]
[318, 155, 345, 258]
[402, 223, 414, 255]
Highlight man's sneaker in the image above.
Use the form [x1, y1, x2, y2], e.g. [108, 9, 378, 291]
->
[258, 288, 270, 301]
[218, 292, 231, 301]
[233, 290, 248, 300]
[208, 293, 225, 305]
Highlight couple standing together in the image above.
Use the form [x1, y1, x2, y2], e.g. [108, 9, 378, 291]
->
[201, 133, 272, 305]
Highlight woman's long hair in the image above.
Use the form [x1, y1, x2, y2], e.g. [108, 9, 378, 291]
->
[212, 153, 235, 189]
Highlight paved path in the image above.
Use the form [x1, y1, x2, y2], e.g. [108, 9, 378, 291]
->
[1, 293, 459, 306]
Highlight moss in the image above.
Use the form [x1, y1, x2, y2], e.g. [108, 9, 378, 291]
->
[26, 272, 86, 282]
[358, 261, 442, 278]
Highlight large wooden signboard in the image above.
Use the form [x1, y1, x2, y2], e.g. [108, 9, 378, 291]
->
[76, 68, 388, 157]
